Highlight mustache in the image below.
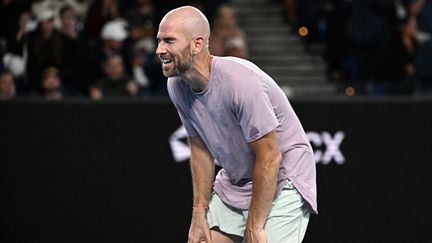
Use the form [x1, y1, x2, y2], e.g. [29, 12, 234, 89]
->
[159, 54, 171, 59]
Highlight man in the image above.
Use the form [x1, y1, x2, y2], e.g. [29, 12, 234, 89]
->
[156, 6, 317, 243]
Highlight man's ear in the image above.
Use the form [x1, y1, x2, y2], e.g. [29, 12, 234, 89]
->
[192, 36, 204, 55]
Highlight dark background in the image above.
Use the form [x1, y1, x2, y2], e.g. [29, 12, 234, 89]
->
[1, 98, 431, 242]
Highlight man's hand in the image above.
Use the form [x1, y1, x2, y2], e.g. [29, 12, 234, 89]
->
[188, 208, 213, 243]
[246, 228, 267, 243]
[126, 80, 139, 96]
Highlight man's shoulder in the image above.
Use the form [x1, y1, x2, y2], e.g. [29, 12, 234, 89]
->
[167, 77, 186, 91]
[215, 56, 256, 71]
[214, 56, 271, 89]
[214, 56, 265, 79]
[166, 77, 186, 101]
[167, 76, 181, 86]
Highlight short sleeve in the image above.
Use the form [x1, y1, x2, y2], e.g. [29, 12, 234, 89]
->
[233, 76, 278, 143]
[167, 78, 199, 137]
[175, 103, 199, 137]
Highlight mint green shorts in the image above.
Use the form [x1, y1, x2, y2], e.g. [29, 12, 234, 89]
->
[206, 180, 310, 243]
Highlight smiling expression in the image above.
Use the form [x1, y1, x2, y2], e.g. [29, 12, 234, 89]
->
[156, 20, 194, 78]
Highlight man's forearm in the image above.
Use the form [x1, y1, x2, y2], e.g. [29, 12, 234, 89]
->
[189, 136, 215, 206]
[190, 156, 215, 205]
[246, 131, 282, 231]
[247, 155, 281, 230]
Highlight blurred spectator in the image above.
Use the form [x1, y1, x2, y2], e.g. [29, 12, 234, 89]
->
[0, 0, 31, 53]
[123, 0, 157, 95]
[401, 18, 418, 74]
[90, 54, 138, 99]
[412, 0, 432, 32]
[202, 0, 230, 26]
[209, 4, 248, 57]
[282, 0, 298, 30]
[41, 66, 64, 100]
[84, 0, 121, 40]
[2, 52, 25, 78]
[409, 0, 432, 94]
[60, 5, 80, 39]
[379, 15, 419, 94]
[130, 40, 152, 95]
[224, 36, 248, 58]
[323, 0, 352, 85]
[99, 18, 128, 59]
[408, 0, 425, 16]
[59, 4, 87, 95]
[351, 0, 399, 95]
[3, 10, 35, 91]
[68, 0, 92, 21]
[0, 69, 16, 99]
[399, 16, 418, 86]
[31, 0, 84, 28]
[3, 8, 36, 53]
[133, 41, 169, 96]
[14, 11, 35, 47]
[124, 0, 155, 42]
[85, 18, 129, 91]
[25, 8, 63, 95]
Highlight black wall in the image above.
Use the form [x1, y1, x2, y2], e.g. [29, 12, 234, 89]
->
[1, 98, 431, 242]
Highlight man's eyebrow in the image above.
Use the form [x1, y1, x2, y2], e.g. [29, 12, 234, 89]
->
[157, 37, 176, 42]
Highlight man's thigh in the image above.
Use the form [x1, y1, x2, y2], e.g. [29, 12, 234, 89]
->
[208, 181, 310, 243]
[210, 227, 242, 243]
[240, 181, 310, 242]
[264, 180, 310, 243]
[206, 192, 246, 239]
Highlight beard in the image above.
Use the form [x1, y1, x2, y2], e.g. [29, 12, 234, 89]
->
[162, 45, 193, 78]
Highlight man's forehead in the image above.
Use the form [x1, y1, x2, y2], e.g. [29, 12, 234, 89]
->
[158, 18, 188, 37]
[160, 15, 187, 29]
[157, 25, 176, 38]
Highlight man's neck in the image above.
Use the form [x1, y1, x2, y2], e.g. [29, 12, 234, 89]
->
[183, 54, 213, 92]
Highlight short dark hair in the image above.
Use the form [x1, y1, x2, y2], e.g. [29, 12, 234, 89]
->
[60, 5, 75, 18]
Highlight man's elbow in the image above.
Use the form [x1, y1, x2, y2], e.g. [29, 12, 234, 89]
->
[260, 150, 282, 171]
[271, 150, 282, 168]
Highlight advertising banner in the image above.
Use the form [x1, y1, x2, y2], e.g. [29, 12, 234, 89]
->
[1, 99, 431, 242]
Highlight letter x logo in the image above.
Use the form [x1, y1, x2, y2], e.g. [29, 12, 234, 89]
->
[306, 131, 345, 165]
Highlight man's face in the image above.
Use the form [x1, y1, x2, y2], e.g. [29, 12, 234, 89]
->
[61, 9, 76, 29]
[41, 18, 55, 34]
[156, 19, 193, 78]
[42, 75, 60, 91]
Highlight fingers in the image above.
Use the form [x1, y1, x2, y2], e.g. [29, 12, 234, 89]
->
[204, 228, 213, 243]
[188, 232, 212, 243]
[187, 238, 210, 243]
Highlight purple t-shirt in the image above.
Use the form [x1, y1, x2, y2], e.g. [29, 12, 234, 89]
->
[167, 56, 317, 213]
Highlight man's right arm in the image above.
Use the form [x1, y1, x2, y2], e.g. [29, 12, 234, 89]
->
[187, 136, 215, 243]
[189, 136, 215, 205]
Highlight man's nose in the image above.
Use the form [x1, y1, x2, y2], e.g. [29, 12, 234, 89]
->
[155, 42, 166, 55]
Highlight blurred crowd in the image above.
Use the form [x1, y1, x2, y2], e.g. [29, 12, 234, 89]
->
[5, 0, 427, 98]
[0, 0, 248, 100]
[280, 0, 432, 95]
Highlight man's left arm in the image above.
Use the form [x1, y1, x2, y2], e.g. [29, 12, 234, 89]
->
[246, 130, 282, 242]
